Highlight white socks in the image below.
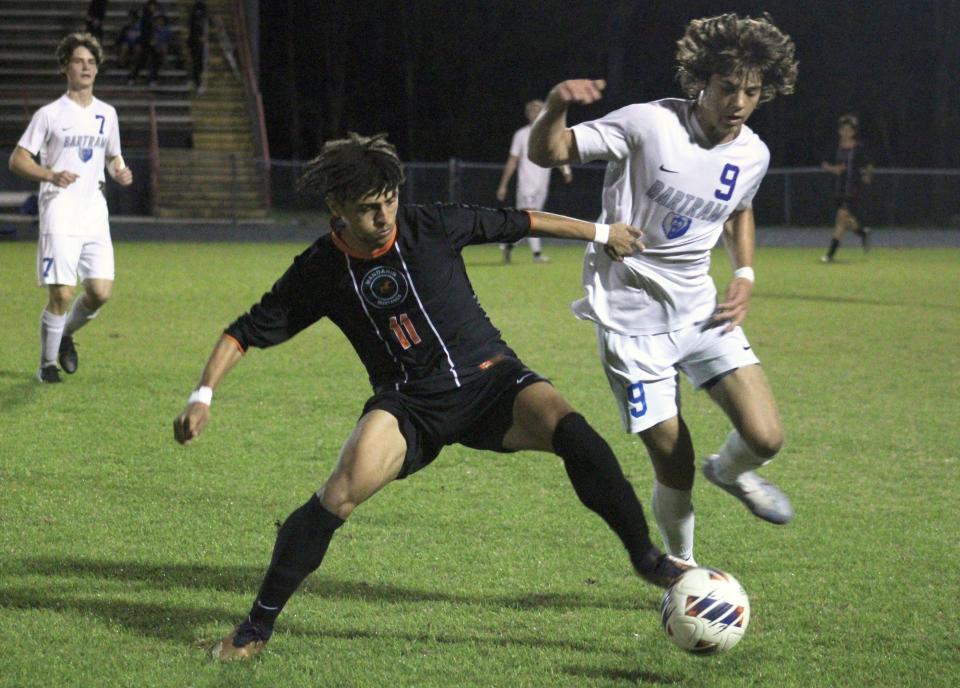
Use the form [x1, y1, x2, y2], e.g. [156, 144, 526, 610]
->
[652, 480, 696, 564]
[528, 236, 543, 253]
[39, 310, 66, 368]
[65, 296, 99, 336]
[714, 430, 768, 483]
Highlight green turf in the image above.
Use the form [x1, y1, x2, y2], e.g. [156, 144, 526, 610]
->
[1, 239, 957, 688]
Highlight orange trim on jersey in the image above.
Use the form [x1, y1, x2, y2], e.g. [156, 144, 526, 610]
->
[525, 210, 537, 231]
[221, 333, 246, 354]
[329, 216, 398, 260]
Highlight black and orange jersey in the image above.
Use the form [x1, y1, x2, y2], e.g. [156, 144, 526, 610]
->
[225, 203, 532, 394]
[832, 140, 872, 199]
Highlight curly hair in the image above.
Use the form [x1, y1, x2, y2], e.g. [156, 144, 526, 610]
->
[299, 133, 405, 204]
[675, 13, 798, 103]
[56, 32, 104, 71]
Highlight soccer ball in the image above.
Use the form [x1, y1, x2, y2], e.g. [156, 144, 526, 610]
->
[660, 567, 750, 655]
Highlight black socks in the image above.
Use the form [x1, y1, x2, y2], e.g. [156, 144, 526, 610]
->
[248, 494, 345, 628]
[552, 413, 656, 574]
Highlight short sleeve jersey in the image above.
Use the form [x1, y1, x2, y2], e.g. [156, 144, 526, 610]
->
[833, 140, 871, 199]
[509, 124, 552, 199]
[570, 98, 770, 335]
[18, 94, 121, 236]
[226, 204, 532, 395]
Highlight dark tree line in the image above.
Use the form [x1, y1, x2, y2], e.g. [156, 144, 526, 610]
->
[259, 0, 960, 168]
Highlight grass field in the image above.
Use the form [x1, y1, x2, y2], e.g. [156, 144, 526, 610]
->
[1, 239, 958, 688]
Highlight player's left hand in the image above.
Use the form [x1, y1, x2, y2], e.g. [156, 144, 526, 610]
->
[604, 223, 644, 260]
[115, 166, 134, 186]
[710, 277, 753, 332]
[173, 402, 210, 445]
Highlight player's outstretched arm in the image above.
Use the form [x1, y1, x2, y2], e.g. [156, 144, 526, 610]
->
[496, 155, 519, 202]
[528, 210, 643, 259]
[711, 208, 756, 332]
[173, 335, 245, 445]
[528, 79, 604, 167]
[8, 146, 78, 187]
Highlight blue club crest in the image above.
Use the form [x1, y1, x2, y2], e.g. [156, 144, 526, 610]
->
[662, 212, 692, 239]
[78, 147, 93, 163]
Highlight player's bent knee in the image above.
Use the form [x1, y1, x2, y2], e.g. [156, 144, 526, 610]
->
[746, 428, 784, 460]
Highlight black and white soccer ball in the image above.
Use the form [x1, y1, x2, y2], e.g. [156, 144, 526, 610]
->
[660, 567, 750, 655]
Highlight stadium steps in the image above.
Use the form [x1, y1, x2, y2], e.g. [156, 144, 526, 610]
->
[0, 0, 269, 219]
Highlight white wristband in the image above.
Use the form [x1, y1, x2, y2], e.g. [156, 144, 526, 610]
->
[734, 266, 755, 283]
[593, 223, 611, 245]
[188, 385, 213, 406]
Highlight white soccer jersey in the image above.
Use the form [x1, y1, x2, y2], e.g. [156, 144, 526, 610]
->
[18, 94, 121, 237]
[510, 124, 552, 204]
[570, 98, 770, 335]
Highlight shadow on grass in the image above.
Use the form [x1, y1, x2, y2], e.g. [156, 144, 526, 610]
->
[563, 665, 679, 685]
[9, 556, 658, 614]
[757, 291, 960, 312]
[0, 375, 38, 412]
[0, 585, 637, 656]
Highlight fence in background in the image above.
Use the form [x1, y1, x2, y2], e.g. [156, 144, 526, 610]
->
[2, 150, 959, 228]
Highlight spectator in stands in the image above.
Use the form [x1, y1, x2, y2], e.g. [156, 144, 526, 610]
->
[150, 14, 176, 84]
[187, 1, 209, 93]
[127, 0, 162, 86]
[116, 9, 141, 70]
[85, 0, 108, 40]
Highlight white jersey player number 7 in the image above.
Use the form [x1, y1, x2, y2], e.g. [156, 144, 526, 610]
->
[570, 98, 769, 336]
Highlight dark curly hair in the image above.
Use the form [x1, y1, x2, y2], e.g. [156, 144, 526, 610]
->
[675, 13, 798, 103]
[298, 132, 405, 204]
[56, 32, 104, 71]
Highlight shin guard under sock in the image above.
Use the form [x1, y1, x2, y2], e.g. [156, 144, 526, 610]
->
[248, 494, 345, 627]
[552, 413, 655, 572]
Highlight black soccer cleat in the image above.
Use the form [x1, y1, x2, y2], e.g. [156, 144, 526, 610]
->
[36, 365, 62, 383]
[637, 551, 694, 589]
[58, 335, 78, 374]
[210, 618, 273, 661]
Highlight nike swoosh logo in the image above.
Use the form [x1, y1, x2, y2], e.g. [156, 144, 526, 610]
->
[62, 127, 74, 131]
[743, 345, 752, 350]
[516, 372, 534, 385]
[659, 164, 678, 173]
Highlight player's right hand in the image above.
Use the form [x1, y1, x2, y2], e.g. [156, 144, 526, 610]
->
[173, 403, 210, 445]
[50, 170, 79, 188]
[547, 79, 606, 109]
[496, 186, 507, 202]
[605, 223, 644, 260]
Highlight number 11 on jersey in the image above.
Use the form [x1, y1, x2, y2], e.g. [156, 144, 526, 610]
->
[389, 313, 421, 350]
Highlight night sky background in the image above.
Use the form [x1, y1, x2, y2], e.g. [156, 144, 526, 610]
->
[257, 1, 960, 168]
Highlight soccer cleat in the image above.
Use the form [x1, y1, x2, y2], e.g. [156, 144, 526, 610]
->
[210, 618, 273, 661]
[36, 365, 62, 383]
[501, 244, 512, 264]
[703, 455, 794, 525]
[820, 254, 833, 263]
[532, 253, 551, 263]
[638, 552, 694, 589]
[58, 335, 78, 374]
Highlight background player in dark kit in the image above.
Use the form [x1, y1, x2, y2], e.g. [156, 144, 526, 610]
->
[173, 133, 691, 661]
[821, 113, 873, 262]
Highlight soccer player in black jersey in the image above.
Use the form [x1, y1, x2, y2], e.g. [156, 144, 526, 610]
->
[821, 113, 873, 262]
[173, 133, 691, 661]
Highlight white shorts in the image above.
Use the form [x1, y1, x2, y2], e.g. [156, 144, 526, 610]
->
[597, 322, 761, 433]
[37, 234, 115, 286]
[516, 190, 547, 211]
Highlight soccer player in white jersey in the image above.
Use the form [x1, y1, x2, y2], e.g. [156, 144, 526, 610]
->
[496, 99, 573, 263]
[529, 13, 799, 565]
[9, 33, 133, 383]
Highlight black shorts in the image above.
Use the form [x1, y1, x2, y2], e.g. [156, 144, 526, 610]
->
[361, 356, 548, 479]
[836, 197, 863, 220]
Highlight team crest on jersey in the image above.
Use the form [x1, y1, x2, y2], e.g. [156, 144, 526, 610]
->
[662, 212, 692, 239]
[361, 266, 409, 308]
[78, 147, 93, 162]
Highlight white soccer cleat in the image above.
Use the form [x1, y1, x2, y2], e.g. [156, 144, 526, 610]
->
[702, 454, 794, 524]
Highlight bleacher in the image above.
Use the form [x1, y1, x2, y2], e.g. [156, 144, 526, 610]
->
[0, 0, 269, 218]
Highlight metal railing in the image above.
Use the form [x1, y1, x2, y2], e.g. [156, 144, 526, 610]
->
[2, 151, 959, 228]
